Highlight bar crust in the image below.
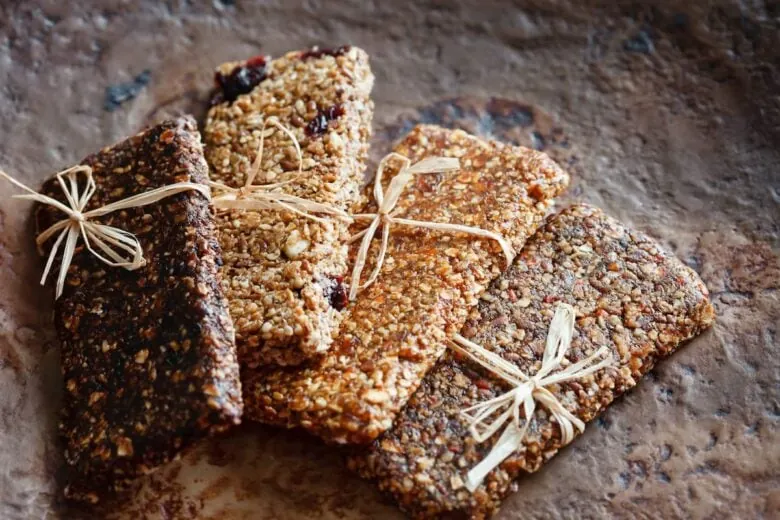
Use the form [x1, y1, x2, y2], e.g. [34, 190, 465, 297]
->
[241, 125, 570, 444]
[204, 46, 374, 367]
[349, 204, 715, 519]
[36, 117, 243, 503]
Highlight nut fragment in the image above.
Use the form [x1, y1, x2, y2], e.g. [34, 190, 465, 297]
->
[364, 389, 390, 404]
[115, 437, 134, 457]
[283, 231, 311, 259]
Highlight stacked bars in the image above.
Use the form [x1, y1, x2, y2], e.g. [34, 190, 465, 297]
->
[349, 204, 715, 519]
[35, 117, 243, 503]
[204, 46, 374, 367]
[242, 125, 570, 444]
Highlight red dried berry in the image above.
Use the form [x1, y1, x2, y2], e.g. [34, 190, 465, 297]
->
[324, 275, 348, 310]
[210, 55, 268, 106]
[305, 103, 345, 137]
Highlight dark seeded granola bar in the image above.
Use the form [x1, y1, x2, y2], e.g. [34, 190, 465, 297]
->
[241, 125, 570, 444]
[35, 117, 243, 503]
[349, 204, 715, 519]
[204, 46, 374, 367]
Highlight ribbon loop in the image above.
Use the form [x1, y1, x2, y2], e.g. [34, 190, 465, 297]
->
[0, 164, 211, 299]
[347, 154, 514, 301]
[449, 303, 613, 491]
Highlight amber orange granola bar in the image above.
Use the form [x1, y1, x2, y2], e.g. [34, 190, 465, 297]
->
[204, 46, 374, 366]
[241, 125, 570, 444]
[349, 204, 715, 519]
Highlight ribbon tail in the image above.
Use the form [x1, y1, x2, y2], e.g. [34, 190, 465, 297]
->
[85, 182, 211, 217]
[40, 226, 69, 288]
[35, 220, 70, 251]
[54, 226, 81, 299]
[348, 217, 382, 301]
[465, 421, 529, 492]
[466, 404, 515, 444]
[392, 217, 514, 267]
[373, 153, 410, 208]
[56, 169, 81, 210]
[274, 199, 328, 224]
[82, 224, 143, 269]
[449, 334, 529, 385]
[534, 388, 585, 445]
[347, 227, 370, 244]
[359, 221, 391, 291]
[541, 346, 613, 386]
[405, 156, 460, 175]
[537, 303, 576, 380]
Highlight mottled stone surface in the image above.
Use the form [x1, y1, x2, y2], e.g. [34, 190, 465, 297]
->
[0, 1, 777, 519]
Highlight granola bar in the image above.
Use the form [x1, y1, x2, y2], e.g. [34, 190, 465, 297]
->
[349, 204, 715, 519]
[35, 117, 243, 503]
[241, 124, 571, 444]
[204, 46, 374, 366]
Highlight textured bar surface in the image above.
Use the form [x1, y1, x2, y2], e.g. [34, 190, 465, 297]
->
[349, 204, 715, 519]
[204, 46, 374, 366]
[36, 117, 243, 503]
[242, 124, 570, 444]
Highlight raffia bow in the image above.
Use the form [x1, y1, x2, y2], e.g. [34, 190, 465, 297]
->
[348, 152, 515, 300]
[0, 165, 211, 299]
[449, 303, 613, 491]
[209, 117, 350, 223]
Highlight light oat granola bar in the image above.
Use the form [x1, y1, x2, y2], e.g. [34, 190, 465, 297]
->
[241, 125, 570, 444]
[204, 46, 374, 366]
[349, 204, 715, 519]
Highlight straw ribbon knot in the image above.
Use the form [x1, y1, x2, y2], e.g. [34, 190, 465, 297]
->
[348, 152, 515, 301]
[449, 303, 613, 492]
[209, 117, 350, 223]
[0, 164, 211, 299]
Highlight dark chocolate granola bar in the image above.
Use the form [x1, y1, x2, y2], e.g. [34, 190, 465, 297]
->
[241, 125, 570, 444]
[349, 204, 715, 519]
[35, 117, 243, 503]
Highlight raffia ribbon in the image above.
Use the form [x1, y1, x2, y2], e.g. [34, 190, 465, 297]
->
[449, 303, 613, 491]
[348, 152, 515, 300]
[209, 117, 350, 223]
[0, 165, 211, 299]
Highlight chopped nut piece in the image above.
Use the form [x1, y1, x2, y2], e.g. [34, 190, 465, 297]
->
[242, 125, 570, 444]
[349, 204, 714, 518]
[364, 390, 390, 404]
[283, 231, 311, 259]
[115, 437, 134, 457]
[134, 349, 149, 364]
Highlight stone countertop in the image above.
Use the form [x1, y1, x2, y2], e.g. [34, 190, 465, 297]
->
[0, 1, 777, 519]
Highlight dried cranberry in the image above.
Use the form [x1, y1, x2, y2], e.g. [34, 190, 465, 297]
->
[325, 104, 345, 120]
[306, 113, 329, 137]
[305, 103, 345, 137]
[210, 55, 268, 106]
[300, 45, 351, 60]
[324, 276, 348, 310]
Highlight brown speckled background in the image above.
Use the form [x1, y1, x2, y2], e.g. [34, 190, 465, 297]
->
[0, 1, 778, 519]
